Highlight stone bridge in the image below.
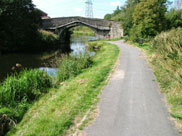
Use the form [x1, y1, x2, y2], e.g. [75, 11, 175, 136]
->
[42, 16, 123, 40]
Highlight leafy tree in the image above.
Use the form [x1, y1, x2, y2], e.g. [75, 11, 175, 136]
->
[113, 6, 121, 17]
[130, 0, 167, 42]
[166, 8, 182, 29]
[104, 14, 112, 20]
[0, 0, 41, 52]
[104, 6, 122, 21]
[120, 0, 140, 35]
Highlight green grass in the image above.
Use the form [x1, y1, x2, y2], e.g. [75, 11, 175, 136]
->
[7, 41, 119, 136]
[0, 69, 52, 135]
[72, 31, 95, 36]
[0, 70, 52, 106]
[71, 26, 95, 36]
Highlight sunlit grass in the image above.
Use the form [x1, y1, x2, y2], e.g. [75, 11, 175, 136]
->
[0, 69, 52, 135]
[7, 41, 119, 136]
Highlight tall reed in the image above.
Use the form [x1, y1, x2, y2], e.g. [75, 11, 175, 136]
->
[0, 69, 52, 106]
[56, 51, 93, 82]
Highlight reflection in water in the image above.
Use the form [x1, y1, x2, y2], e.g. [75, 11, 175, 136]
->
[71, 36, 96, 55]
[0, 35, 96, 81]
[39, 67, 58, 77]
[41, 36, 96, 76]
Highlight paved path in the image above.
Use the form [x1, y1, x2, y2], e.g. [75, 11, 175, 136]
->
[85, 40, 180, 136]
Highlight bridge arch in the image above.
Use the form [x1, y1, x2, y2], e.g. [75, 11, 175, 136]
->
[56, 21, 110, 40]
[42, 16, 123, 40]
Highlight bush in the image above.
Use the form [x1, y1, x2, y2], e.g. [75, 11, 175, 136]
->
[151, 28, 182, 119]
[86, 42, 103, 51]
[152, 28, 182, 61]
[166, 9, 182, 30]
[56, 52, 92, 82]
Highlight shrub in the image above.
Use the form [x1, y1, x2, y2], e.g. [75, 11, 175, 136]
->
[152, 28, 182, 61]
[151, 28, 182, 119]
[86, 42, 102, 51]
[166, 9, 182, 30]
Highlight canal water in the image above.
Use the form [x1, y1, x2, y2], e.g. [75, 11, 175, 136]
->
[0, 35, 96, 82]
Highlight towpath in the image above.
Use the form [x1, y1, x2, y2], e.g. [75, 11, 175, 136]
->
[85, 40, 180, 136]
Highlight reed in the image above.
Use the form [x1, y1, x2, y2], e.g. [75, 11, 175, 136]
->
[0, 69, 52, 136]
[56, 52, 92, 82]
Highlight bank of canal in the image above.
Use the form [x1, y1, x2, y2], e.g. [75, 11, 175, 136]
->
[0, 35, 96, 81]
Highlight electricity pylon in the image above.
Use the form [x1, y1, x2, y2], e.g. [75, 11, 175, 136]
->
[85, 0, 93, 18]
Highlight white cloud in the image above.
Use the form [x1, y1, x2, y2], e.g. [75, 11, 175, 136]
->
[74, 8, 83, 12]
[111, 1, 121, 6]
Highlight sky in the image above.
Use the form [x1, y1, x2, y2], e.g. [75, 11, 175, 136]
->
[32, 0, 126, 19]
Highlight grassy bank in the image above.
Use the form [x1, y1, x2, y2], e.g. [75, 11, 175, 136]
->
[128, 28, 182, 126]
[0, 70, 52, 135]
[72, 31, 95, 36]
[0, 52, 93, 136]
[71, 26, 95, 36]
[6, 41, 119, 135]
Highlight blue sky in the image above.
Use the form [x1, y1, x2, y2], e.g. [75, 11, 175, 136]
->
[32, 0, 175, 19]
[32, 0, 126, 19]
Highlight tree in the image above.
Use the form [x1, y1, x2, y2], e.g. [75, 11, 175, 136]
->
[0, 0, 41, 52]
[120, 0, 140, 35]
[104, 7, 122, 21]
[113, 6, 121, 16]
[130, 0, 167, 42]
[104, 14, 112, 20]
[166, 8, 182, 29]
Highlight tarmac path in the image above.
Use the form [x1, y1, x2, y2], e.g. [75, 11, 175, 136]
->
[85, 40, 180, 136]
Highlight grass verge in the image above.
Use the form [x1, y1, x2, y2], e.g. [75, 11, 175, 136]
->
[7, 41, 119, 136]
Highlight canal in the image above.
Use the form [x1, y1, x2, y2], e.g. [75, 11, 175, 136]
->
[0, 35, 96, 82]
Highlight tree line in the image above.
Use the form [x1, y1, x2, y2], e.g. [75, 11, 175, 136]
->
[104, 0, 182, 42]
[0, 0, 60, 54]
